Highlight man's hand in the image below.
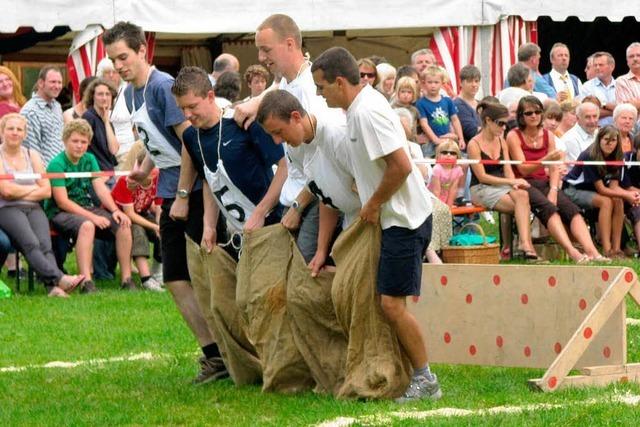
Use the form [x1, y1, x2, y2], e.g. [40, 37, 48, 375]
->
[233, 97, 260, 130]
[308, 251, 327, 278]
[360, 200, 381, 225]
[153, 223, 160, 239]
[281, 208, 302, 230]
[92, 214, 111, 229]
[244, 210, 265, 232]
[112, 210, 131, 227]
[169, 197, 189, 221]
[201, 225, 217, 253]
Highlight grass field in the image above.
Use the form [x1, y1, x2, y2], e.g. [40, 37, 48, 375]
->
[2, 252, 640, 426]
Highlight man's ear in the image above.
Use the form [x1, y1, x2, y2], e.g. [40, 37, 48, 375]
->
[290, 110, 303, 123]
[138, 43, 147, 59]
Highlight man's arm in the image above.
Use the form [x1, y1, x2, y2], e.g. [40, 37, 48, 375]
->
[93, 179, 131, 227]
[244, 157, 288, 231]
[360, 147, 412, 224]
[233, 80, 280, 129]
[170, 121, 196, 220]
[308, 202, 340, 277]
[201, 180, 220, 253]
[281, 187, 317, 230]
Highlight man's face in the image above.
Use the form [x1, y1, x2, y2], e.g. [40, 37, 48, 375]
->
[578, 104, 599, 134]
[593, 55, 614, 81]
[64, 131, 90, 162]
[627, 46, 640, 73]
[38, 70, 63, 101]
[312, 69, 343, 109]
[255, 28, 290, 75]
[261, 114, 305, 146]
[175, 90, 217, 129]
[550, 47, 570, 73]
[106, 39, 147, 83]
[412, 54, 434, 73]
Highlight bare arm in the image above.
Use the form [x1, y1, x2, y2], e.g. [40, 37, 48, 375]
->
[450, 115, 466, 150]
[244, 157, 288, 231]
[418, 118, 441, 144]
[201, 180, 220, 252]
[170, 121, 197, 220]
[99, 106, 120, 155]
[93, 178, 131, 227]
[468, 138, 528, 188]
[122, 204, 159, 232]
[309, 202, 340, 277]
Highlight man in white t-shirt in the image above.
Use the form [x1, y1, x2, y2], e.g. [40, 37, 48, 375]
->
[311, 47, 440, 403]
[257, 89, 361, 276]
[233, 14, 328, 262]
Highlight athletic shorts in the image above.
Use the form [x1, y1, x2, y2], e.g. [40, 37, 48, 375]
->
[377, 215, 432, 297]
[51, 207, 119, 241]
[160, 190, 204, 283]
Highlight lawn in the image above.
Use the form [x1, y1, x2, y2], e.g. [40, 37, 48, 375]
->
[2, 247, 640, 426]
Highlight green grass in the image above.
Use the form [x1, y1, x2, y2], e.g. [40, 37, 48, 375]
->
[2, 248, 640, 426]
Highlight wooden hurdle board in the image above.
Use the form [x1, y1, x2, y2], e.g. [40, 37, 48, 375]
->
[408, 264, 640, 392]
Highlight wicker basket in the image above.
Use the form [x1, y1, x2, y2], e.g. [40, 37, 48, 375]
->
[442, 223, 499, 264]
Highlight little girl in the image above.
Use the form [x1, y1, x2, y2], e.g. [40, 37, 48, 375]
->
[391, 76, 420, 141]
[428, 140, 464, 207]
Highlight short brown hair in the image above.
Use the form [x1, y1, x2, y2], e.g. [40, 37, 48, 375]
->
[256, 90, 307, 125]
[257, 14, 302, 47]
[244, 64, 270, 85]
[172, 66, 212, 98]
[63, 118, 93, 143]
[103, 21, 146, 53]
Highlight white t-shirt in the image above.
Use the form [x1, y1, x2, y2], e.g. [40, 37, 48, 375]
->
[305, 110, 361, 227]
[345, 85, 432, 230]
[278, 65, 328, 206]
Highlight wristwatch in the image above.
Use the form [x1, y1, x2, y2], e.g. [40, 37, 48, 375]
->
[291, 200, 304, 215]
[177, 189, 190, 199]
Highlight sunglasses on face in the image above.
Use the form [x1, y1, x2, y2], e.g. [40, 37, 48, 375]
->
[440, 151, 458, 156]
[494, 119, 508, 127]
[522, 110, 543, 117]
[360, 72, 376, 79]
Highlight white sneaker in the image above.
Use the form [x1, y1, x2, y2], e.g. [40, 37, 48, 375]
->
[142, 277, 165, 292]
[151, 262, 163, 284]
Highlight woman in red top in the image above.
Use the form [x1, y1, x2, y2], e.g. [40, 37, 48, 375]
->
[0, 66, 26, 119]
[506, 96, 605, 262]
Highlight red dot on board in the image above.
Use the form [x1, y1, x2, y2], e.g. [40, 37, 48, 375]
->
[601, 270, 609, 281]
[469, 345, 477, 356]
[584, 327, 593, 339]
[496, 336, 504, 348]
[466, 294, 473, 304]
[548, 376, 557, 389]
[521, 294, 529, 304]
[444, 332, 451, 344]
[440, 275, 448, 286]
[524, 346, 532, 357]
[625, 271, 634, 283]
[579, 299, 587, 310]
[548, 276, 557, 287]
[493, 275, 501, 285]
[554, 342, 562, 354]
[603, 346, 611, 358]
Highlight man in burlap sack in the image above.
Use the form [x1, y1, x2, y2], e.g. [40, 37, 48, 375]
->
[172, 67, 317, 391]
[312, 47, 442, 402]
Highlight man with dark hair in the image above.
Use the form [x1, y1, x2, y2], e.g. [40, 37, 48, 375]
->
[104, 21, 221, 384]
[214, 71, 242, 105]
[21, 65, 64, 165]
[257, 89, 360, 275]
[311, 47, 440, 402]
[516, 42, 555, 98]
[580, 51, 617, 126]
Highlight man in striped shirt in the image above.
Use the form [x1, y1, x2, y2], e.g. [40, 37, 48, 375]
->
[615, 42, 640, 111]
[20, 65, 64, 165]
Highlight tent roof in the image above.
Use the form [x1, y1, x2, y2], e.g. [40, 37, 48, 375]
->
[1, 1, 638, 33]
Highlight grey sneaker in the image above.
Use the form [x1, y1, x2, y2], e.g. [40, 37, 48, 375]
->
[395, 373, 442, 403]
[193, 356, 229, 385]
[120, 278, 137, 291]
[80, 280, 99, 294]
[142, 277, 165, 292]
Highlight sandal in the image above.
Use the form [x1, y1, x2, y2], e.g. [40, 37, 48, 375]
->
[58, 275, 85, 293]
[590, 255, 612, 264]
[575, 254, 590, 265]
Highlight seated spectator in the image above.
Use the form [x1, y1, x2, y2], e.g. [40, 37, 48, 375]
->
[243, 64, 270, 99]
[467, 101, 540, 260]
[428, 140, 464, 207]
[0, 66, 26, 117]
[44, 119, 133, 292]
[498, 63, 547, 109]
[357, 58, 378, 87]
[557, 101, 599, 163]
[81, 79, 119, 174]
[62, 76, 97, 124]
[454, 65, 482, 144]
[417, 65, 465, 157]
[563, 125, 639, 258]
[542, 102, 563, 134]
[555, 100, 578, 137]
[613, 103, 637, 153]
[391, 76, 420, 141]
[375, 63, 396, 99]
[111, 144, 163, 292]
[214, 71, 242, 106]
[507, 96, 605, 262]
[0, 113, 84, 297]
[621, 134, 640, 256]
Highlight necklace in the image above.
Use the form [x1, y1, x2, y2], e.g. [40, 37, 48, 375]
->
[523, 130, 540, 148]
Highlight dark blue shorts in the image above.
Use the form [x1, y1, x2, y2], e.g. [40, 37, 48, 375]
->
[377, 215, 432, 297]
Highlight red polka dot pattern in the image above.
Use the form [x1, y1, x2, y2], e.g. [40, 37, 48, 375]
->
[440, 275, 448, 286]
[625, 271, 634, 283]
[466, 294, 473, 304]
[601, 270, 609, 281]
[469, 345, 477, 355]
[496, 336, 503, 348]
[584, 327, 593, 339]
[521, 294, 528, 304]
[554, 342, 562, 354]
[579, 299, 587, 310]
[548, 376, 557, 388]
[548, 276, 556, 287]
[443, 332, 451, 343]
[524, 346, 532, 357]
[603, 346, 611, 358]
[493, 275, 501, 285]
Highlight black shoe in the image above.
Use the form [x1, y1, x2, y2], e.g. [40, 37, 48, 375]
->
[80, 280, 98, 294]
[120, 278, 137, 291]
[193, 356, 229, 385]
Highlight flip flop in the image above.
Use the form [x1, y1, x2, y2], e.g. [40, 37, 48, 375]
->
[48, 287, 69, 298]
[59, 275, 85, 293]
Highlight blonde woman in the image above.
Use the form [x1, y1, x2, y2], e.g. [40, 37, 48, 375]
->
[0, 66, 26, 118]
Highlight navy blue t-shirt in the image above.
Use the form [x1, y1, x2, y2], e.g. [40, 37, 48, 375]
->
[124, 68, 201, 198]
[182, 119, 284, 221]
[564, 149, 621, 191]
[621, 151, 640, 188]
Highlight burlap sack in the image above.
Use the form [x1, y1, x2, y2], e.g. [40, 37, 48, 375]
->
[331, 219, 412, 399]
[236, 225, 315, 393]
[286, 236, 347, 395]
[205, 245, 262, 386]
[185, 236, 217, 341]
